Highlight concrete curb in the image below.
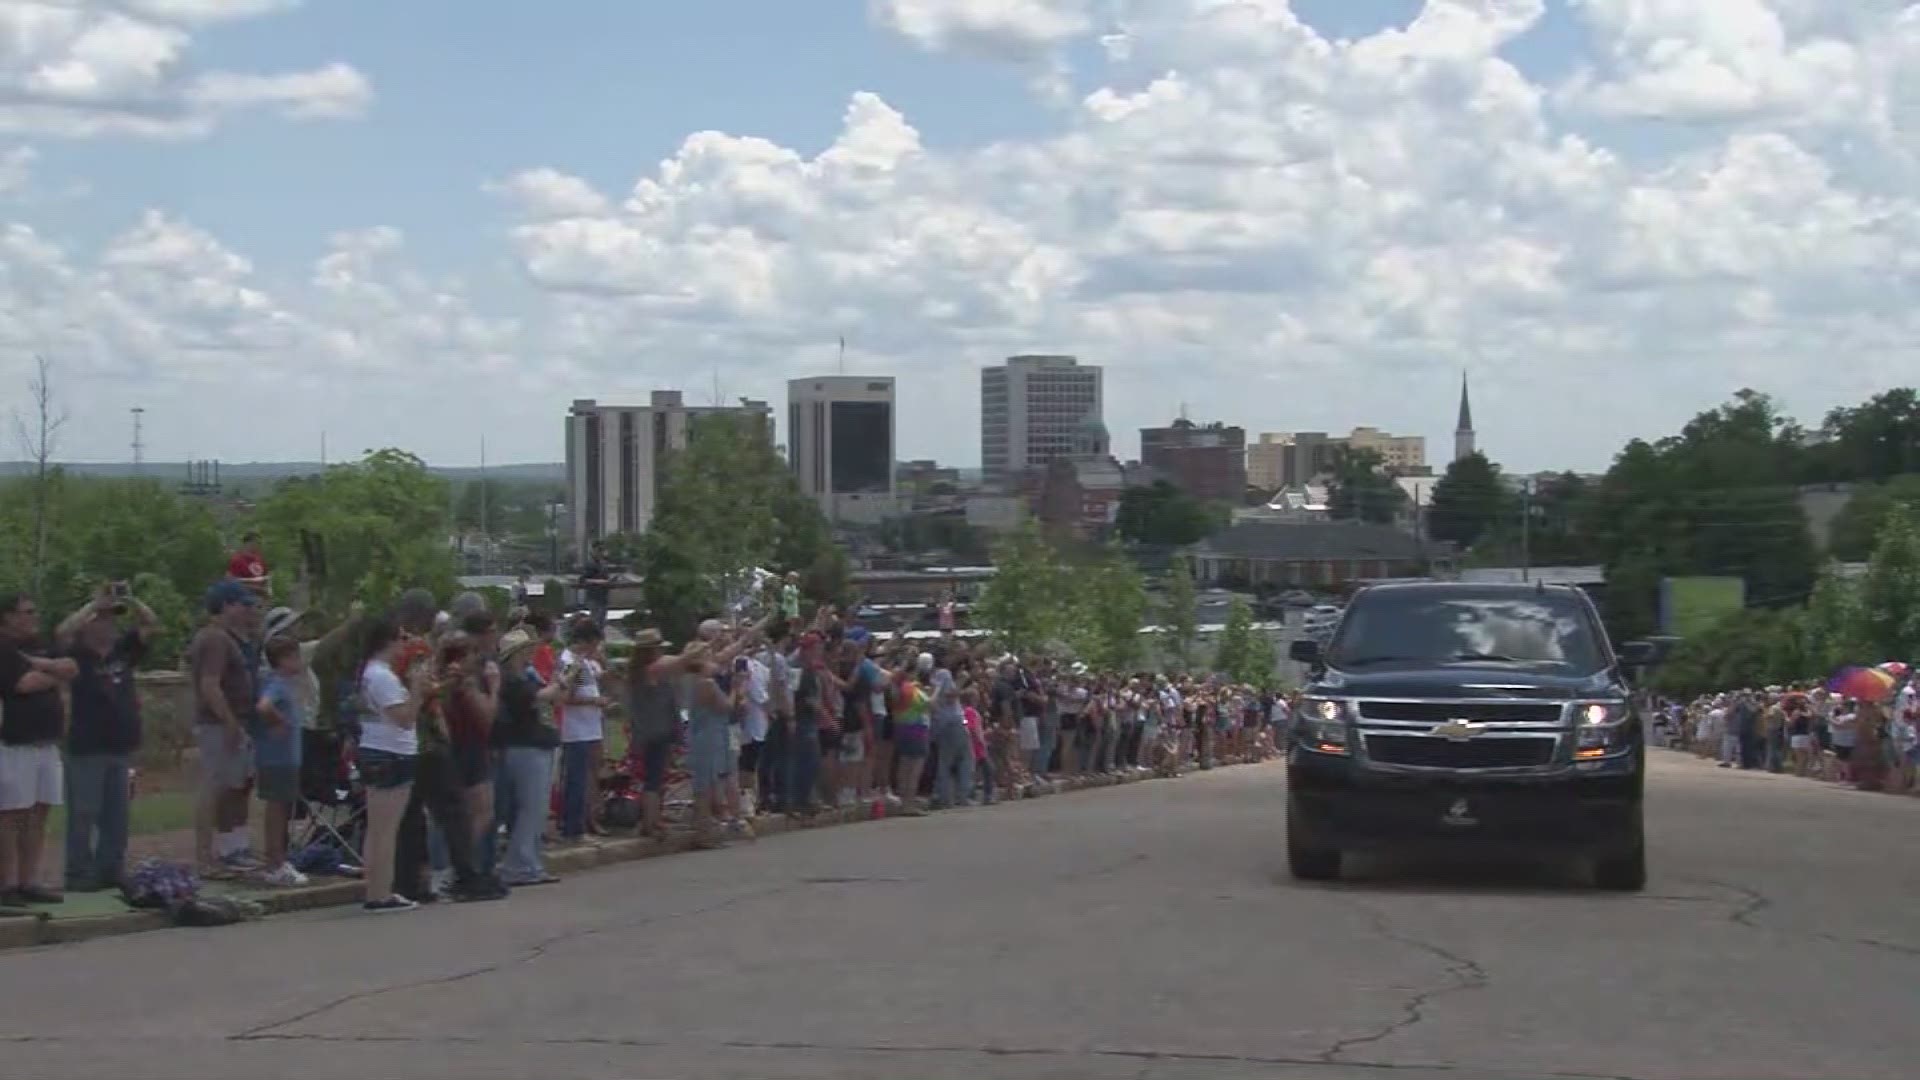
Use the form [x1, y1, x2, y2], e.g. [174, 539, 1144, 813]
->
[0, 760, 1257, 952]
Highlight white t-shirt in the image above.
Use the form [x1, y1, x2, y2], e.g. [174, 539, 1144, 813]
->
[740, 656, 771, 743]
[358, 658, 417, 756]
[558, 649, 605, 743]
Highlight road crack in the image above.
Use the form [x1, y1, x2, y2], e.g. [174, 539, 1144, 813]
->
[1681, 877, 1919, 960]
[229, 882, 800, 1041]
[1315, 903, 1489, 1065]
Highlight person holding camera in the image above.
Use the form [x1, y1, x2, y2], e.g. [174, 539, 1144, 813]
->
[0, 592, 79, 905]
[54, 583, 158, 893]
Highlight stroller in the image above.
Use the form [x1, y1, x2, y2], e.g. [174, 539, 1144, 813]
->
[292, 726, 365, 876]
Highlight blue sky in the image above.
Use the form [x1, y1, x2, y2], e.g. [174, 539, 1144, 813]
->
[1, 1, 1912, 470]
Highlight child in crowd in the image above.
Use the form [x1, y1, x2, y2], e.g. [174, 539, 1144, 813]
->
[253, 635, 309, 887]
[961, 687, 991, 804]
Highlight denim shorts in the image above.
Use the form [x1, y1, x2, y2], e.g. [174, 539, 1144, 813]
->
[687, 717, 732, 793]
[357, 747, 417, 791]
[894, 725, 930, 759]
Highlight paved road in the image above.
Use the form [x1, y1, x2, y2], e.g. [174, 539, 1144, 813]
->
[3, 754, 1916, 1080]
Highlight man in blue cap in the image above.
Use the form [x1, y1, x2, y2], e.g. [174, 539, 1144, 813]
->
[189, 581, 261, 876]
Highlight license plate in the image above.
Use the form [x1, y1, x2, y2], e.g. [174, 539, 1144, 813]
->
[1440, 797, 1478, 827]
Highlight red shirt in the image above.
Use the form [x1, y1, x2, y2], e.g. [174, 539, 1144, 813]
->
[228, 550, 267, 581]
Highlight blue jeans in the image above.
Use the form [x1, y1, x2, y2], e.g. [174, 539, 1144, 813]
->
[560, 740, 596, 838]
[976, 756, 996, 804]
[478, 752, 510, 879]
[932, 719, 973, 807]
[759, 720, 787, 811]
[497, 746, 554, 882]
[784, 723, 821, 811]
[63, 753, 130, 889]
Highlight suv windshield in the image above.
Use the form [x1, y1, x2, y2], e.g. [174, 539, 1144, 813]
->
[1326, 589, 1607, 673]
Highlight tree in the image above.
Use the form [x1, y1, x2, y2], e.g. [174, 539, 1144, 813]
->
[0, 475, 226, 669]
[1591, 391, 1818, 640]
[1063, 545, 1147, 672]
[251, 448, 461, 615]
[1802, 569, 1868, 674]
[1325, 446, 1405, 525]
[1826, 474, 1920, 562]
[1114, 480, 1226, 546]
[974, 521, 1068, 656]
[12, 354, 64, 598]
[1159, 555, 1200, 672]
[1212, 595, 1275, 686]
[1426, 451, 1511, 549]
[1806, 388, 1920, 483]
[635, 413, 845, 641]
[1860, 507, 1920, 662]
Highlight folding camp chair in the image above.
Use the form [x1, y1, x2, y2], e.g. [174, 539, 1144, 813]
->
[294, 727, 365, 871]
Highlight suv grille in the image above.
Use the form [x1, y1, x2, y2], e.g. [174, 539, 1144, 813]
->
[1364, 734, 1557, 769]
[1357, 701, 1563, 724]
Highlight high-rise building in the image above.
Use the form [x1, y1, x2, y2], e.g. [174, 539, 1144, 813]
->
[1454, 373, 1477, 462]
[1140, 418, 1247, 502]
[980, 355, 1104, 482]
[564, 392, 772, 561]
[788, 376, 897, 524]
[1348, 426, 1428, 473]
[1246, 427, 1427, 492]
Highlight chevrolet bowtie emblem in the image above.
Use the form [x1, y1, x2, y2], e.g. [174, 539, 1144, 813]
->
[1431, 719, 1486, 741]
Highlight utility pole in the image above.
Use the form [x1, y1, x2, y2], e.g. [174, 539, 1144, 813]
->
[1520, 478, 1534, 582]
[479, 435, 489, 576]
[129, 406, 145, 475]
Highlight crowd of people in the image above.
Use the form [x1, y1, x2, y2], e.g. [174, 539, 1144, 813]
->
[0, 546, 1293, 915]
[1653, 680, 1920, 794]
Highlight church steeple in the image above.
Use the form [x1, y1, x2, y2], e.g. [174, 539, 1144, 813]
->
[1453, 372, 1476, 462]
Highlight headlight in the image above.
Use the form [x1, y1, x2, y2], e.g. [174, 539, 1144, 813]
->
[1579, 702, 1629, 727]
[1575, 701, 1631, 756]
[1299, 697, 1349, 753]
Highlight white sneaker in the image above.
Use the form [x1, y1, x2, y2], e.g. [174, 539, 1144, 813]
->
[429, 867, 454, 900]
[261, 863, 309, 888]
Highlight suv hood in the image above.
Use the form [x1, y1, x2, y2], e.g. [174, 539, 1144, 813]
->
[1313, 667, 1619, 700]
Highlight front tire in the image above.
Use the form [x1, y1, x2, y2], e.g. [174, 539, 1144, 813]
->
[1593, 822, 1646, 892]
[1287, 796, 1341, 882]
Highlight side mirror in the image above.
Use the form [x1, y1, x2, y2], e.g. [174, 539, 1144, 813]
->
[1289, 638, 1321, 664]
[1617, 641, 1656, 666]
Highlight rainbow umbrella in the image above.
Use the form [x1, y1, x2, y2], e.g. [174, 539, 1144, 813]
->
[1828, 665, 1898, 703]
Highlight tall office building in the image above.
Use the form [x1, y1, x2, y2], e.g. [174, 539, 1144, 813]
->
[564, 392, 772, 560]
[980, 354, 1104, 482]
[787, 376, 897, 524]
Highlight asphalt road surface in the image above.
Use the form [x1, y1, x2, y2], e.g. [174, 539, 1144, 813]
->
[3, 754, 1916, 1080]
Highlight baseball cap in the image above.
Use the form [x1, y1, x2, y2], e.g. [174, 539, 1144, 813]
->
[263, 606, 303, 641]
[205, 580, 258, 614]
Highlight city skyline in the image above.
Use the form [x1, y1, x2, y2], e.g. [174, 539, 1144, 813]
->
[0, 2, 1911, 474]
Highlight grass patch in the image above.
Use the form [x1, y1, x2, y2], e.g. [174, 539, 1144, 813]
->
[46, 789, 197, 841]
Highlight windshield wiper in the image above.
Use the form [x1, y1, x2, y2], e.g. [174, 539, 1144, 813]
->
[1334, 655, 1419, 666]
[1451, 651, 1526, 663]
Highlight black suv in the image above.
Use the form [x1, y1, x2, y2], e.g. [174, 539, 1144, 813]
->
[1286, 581, 1653, 890]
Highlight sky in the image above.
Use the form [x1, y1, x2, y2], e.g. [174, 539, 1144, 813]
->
[1, 0, 1916, 473]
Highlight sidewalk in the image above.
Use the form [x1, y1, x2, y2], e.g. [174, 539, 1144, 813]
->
[0, 764, 1254, 951]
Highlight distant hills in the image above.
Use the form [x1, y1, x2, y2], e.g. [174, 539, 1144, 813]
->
[0, 461, 567, 484]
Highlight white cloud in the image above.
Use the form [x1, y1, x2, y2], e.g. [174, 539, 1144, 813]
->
[5, 0, 1920, 471]
[871, 0, 1094, 61]
[0, 0, 371, 137]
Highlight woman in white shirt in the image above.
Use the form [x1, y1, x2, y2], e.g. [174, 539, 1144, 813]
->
[357, 618, 431, 914]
